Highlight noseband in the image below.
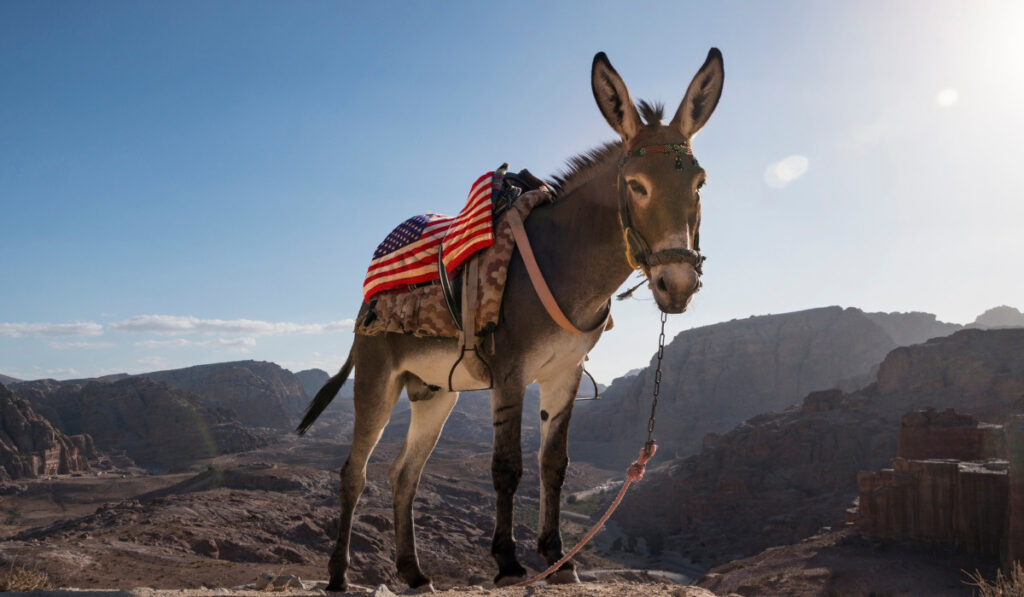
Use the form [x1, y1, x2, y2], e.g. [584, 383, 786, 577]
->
[617, 143, 706, 276]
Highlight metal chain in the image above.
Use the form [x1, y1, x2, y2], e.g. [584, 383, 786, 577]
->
[646, 310, 668, 444]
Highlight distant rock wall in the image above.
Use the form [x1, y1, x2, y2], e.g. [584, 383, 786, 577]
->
[0, 384, 91, 480]
[857, 457, 1008, 557]
[572, 306, 961, 468]
[141, 360, 309, 429]
[1007, 415, 1024, 567]
[898, 408, 1006, 461]
[857, 408, 1024, 565]
[15, 377, 267, 472]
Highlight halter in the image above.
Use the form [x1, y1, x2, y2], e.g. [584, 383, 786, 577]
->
[616, 143, 706, 276]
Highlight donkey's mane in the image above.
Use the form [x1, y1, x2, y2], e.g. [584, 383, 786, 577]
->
[547, 100, 665, 196]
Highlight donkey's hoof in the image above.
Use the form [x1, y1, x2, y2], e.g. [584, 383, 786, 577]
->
[546, 568, 581, 585]
[494, 574, 526, 588]
[324, 581, 348, 593]
[403, 583, 435, 594]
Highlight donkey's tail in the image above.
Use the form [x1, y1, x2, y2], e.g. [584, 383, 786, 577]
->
[296, 351, 354, 436]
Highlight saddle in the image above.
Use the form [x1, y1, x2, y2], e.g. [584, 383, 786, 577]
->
[356, 165, 553, 388]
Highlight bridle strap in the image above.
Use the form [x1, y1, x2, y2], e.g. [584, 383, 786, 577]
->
[617, 143, 705, 275]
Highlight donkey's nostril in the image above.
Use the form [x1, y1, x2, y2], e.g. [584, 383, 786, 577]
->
[657, 277, 669, 293]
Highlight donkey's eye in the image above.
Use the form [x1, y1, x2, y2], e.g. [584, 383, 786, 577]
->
[628, 180, 648, 196]
[697, 179, 706, 190]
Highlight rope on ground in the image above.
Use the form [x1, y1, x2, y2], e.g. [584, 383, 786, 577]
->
[515, 441, 657, 587]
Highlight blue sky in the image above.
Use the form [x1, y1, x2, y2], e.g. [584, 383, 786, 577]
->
[2, 1, 1022, 382]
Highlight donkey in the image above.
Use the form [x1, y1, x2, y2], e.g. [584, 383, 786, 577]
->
[298, 49, 724, 591]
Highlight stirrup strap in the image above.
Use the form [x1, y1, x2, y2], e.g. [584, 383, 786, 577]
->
[506, 210, 608, 335]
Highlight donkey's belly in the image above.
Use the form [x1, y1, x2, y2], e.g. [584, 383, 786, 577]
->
[396, 339, 490, 390]
[393, 329, 597, 390]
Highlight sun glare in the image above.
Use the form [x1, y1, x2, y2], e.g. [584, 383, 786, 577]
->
[936, 88, 959, 107]
[764, 155, 810, 189]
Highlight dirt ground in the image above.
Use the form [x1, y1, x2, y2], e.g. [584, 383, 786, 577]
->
[23, 582, 717, 597]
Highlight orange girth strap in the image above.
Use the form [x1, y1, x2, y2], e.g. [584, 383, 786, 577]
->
[506, 209, 609, 335]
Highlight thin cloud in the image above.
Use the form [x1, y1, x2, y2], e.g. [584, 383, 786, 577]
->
[198, 337, 256, 347]
[110, 315, 354, 336]
[0, 321, 104, 338]
[134, 338, 192, 348]
[48, 341, 115, 350]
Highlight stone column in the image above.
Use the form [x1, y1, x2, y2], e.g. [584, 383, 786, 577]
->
[1007, 415, 1024, 567]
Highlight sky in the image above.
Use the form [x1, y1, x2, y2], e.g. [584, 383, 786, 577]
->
[1, 1, 1023, 383]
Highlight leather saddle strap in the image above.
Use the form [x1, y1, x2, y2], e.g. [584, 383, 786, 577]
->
[460, 255, 479, 347]
[507, 210, 607, 335]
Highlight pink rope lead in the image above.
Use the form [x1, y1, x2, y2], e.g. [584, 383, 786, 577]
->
[514, 441, 658, 587]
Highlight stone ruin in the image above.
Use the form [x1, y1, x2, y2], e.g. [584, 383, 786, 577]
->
[855, 408, 1023, 568]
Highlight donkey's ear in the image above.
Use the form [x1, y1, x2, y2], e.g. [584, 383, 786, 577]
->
[671, 48, 724, 138]
[592, 52, 643, 141]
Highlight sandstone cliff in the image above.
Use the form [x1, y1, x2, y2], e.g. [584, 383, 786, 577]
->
[141, 360, 309, 429]
[571, 306, 960, 467]
[610, 328, 1024, 568]
[14, 377, 267, 473]
[0, 384, 90, 481]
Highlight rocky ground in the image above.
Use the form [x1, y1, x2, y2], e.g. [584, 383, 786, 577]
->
[0, 435, 643, 592]
[697, 527, 999, 597]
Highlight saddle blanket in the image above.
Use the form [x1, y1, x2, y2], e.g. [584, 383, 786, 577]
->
[362, 172, 496, 301]
[356, 188, 553, 339]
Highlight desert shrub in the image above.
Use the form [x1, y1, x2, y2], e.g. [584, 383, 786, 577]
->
[964, 561, 1024, 596]
[0, 560, 53, 591]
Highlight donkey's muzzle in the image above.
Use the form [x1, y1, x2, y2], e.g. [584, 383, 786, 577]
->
[650, 260, 701, 314]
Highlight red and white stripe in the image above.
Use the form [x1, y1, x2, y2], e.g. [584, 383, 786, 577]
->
[362, 172, 495, 300]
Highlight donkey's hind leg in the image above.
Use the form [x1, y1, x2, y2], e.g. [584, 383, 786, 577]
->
[388, 376, 458, 590]
[327, 361, 403, 592]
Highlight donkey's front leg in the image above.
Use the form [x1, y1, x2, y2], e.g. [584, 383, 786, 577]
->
[490, 382, 527, 586]
[536, 366, 583, 584]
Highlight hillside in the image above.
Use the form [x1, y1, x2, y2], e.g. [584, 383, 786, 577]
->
[13, 377, 267, 472]
[571, 306, 959, 467]
[609, 328, 1024, 568]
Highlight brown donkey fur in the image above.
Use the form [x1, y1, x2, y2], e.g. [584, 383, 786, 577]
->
[298, 49, 724, 591]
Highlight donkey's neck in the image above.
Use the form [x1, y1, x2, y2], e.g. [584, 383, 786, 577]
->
[526, 155, 634, 330]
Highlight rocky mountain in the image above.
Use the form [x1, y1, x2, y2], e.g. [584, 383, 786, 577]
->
[140, 360, 309, 429]
[970, 304, 1024, 329]
[610, 328, 1024, 569]
[13, 377, 267, 473]
[294, 368, 330, 399]
[0, 373, 21, 387]
[0, 384, 92, 481]
[570, 306, 961, 467]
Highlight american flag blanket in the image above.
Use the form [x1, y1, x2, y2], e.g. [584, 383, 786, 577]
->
[362, 171, 497, 301]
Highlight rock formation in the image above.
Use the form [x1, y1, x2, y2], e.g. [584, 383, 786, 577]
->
[857, 458, 1008, 557]
[856, 408, 1019, 563]
[14, 377, 267, 472]
[0, 384, 90, 480]
[610, 328, 1024, 569]
[971, 305, 1024, 329]
[140, 360, 309, 429]
[0, 373, 21, 387]
[571, 306, 961, 467]
[898, 408, 1005, 460]
[1008, 415, 1024, 567]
